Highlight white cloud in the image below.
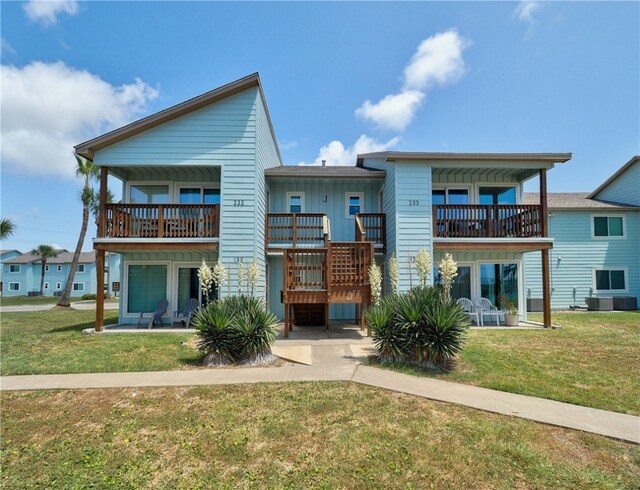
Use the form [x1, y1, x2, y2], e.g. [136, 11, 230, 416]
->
[355, 90, 424, 132]
[23, 0, 79, 26]
[403, 31, 468, 91]
[299, 134, 401, 166]
[515, 1, 542, 23]
[1, 61, 159, 179]
[355, 30, 468, 132]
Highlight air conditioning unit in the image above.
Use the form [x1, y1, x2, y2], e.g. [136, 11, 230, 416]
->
[612, 296, 638, 311]
[585, 297, 613, 311]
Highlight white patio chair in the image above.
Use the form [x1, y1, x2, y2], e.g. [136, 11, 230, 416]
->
[457, 298, 481, 326]
[476, 297, 504, 326]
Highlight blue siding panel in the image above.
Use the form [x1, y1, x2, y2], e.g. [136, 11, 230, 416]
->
[595, 160, 640, 206]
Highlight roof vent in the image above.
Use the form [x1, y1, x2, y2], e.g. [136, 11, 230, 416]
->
[321, 160, 326, 167]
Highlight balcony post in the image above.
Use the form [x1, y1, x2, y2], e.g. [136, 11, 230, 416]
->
[292, 214, 297, 247]
[96, 248, 105, 332]
[540, 168, 552, 328]
[158, 204, 164, 238]
[98, 166, 108, 238]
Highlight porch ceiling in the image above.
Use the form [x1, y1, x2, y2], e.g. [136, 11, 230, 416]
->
[107, 165, 221, 182]
[433, 239, 553, 251]
[432, 166, 540, 183]
[94, 240, 219, 253]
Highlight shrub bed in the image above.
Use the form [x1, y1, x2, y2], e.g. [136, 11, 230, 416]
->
[366, 286, 470, 371]
[192, 296, 279, 367]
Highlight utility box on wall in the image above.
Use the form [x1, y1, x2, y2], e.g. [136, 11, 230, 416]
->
[526, 298, 543, 312]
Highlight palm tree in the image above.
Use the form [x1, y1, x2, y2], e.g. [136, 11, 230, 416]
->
[0, 218, 15, 239]
[57, 155, 99, 307]
[31, 245, 57, 295]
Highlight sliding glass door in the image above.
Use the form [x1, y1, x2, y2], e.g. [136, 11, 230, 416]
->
[480, 263, 519, 309]
[433, 265, 472, 300]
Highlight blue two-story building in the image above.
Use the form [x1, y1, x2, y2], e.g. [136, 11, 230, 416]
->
[524, 156, 640, 309]
[75, 73, 571, 332]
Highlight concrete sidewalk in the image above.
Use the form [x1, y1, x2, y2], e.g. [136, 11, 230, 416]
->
[0, 301, 119, 313]
[2, 355, 638, 444]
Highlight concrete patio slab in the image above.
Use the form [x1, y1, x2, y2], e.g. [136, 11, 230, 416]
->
[271, 345, 313, 365]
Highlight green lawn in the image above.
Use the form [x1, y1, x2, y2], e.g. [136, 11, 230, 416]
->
[374, 312, 640, 415]
[2, 383, 638, 490]
[0, 310, 201, 375]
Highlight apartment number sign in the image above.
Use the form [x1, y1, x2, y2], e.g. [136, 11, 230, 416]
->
[232, 199, 246, 207]
[408, 200, 420, 206]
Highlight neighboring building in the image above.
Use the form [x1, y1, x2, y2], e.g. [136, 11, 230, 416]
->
[0, 250, 23, 296]
[524, 156, 640, 309]
[2, 250, 121, 297]
[74, 73, 570, 331]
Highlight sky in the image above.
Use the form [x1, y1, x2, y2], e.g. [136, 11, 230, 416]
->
[1, 0, 638, 253]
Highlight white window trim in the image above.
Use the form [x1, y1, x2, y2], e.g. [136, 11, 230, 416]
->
[44, 282, 50, 290]
[57, 265, 62, 272]
[591, 214, 626, 240]
[9, 265, 20, 273]
[592, 267, 628, 293]
[125, 181, 174, 204]
[286, 192, 305, 213]
[9, 282, 20, 291]
[122, 260, 171, 317]
[72, 282, 85, 292]
[56, 282, 62, 289]
[44, 265, 50, 272]
[345, 192, 364, 218]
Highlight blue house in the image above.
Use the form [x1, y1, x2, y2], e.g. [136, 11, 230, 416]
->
[0, 250, 22, 296]
[2, 250, 120, 298]
[524, 156, 640, 310]
[75, 74, 570, 331]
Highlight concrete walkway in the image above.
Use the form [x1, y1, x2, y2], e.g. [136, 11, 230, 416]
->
[1, 340, 638, 444]
[0, 300, 119, 313]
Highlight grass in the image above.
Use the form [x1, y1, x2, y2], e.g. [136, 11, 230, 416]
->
[371, 311, 640, 415]
[0, 295, 119, 307]
[0, 309, 202, 375]
[2, 383, 639, 489]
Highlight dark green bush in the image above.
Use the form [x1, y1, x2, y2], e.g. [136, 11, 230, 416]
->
[366, 286, 469, 370]
[193, 295, 278, 366]
[81, 293, 97, 300]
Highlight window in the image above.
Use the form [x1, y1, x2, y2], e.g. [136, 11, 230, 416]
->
[44, 282, 50, 290]
[9, 282, 20, 291]
[127, 264, 168, 314]
[57, 265, 62, 272]
[130, 185, 170, 204]
[480, 263, 520, 310]
[346, 192, 364, 217]
[72, 283, 85, 292]
[592, 216, 625, 238]
[594, 269, 627, 292]
[77, 264, 85, 273]
[432, 188, 469, 205]
[56, 282, 62, 289]
[9, 265, 20, 273]
[286, 192, 305, 213]
[433, 265, 472, 300]
[44, 265, 50, 272]
[179, 187, 220, 205]
[479, 186, 517, 205]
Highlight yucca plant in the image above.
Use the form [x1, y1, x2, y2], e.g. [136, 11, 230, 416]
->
[366, 296, 408, 362]
[193, 301, 236, 365]
[233, 303, 279, 365]
[422, 298, 470, 368]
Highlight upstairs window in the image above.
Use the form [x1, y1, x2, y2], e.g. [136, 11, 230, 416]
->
[479, 186, 517, 205]
[130, 185, 170, 204]
[57, 265, 62, 272]
[594, 269, 626, 291]
[593, 216, 624, 238]
[9, 265, 20, 273]
[346, 193, 364, 217]
[432, 188, 469, 205]
[287, 192, 305, 213]
[77, 264, 85, 273]
[45, 265, 50, 272]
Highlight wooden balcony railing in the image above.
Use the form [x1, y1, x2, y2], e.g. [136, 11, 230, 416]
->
[266, 213, 329, 248]
[101, 204, 220, 239]
[355, 213, 386, 253]
[433, 204, 543, 238]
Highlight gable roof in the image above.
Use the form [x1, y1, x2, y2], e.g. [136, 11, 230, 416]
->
[75, 73, 282, 165]
[523, 192, 640, 210]
[356, 152, 572, 166]
[6, 250, 96, 265]
[588, 155, 640, 199]
[266, 165, 385, 179]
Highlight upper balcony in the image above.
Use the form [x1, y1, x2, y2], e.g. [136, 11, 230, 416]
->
[433, 204, 543, 238]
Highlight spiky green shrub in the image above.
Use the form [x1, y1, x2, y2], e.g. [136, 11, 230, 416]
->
[192, 301, 236, 365]
[366, 285, 470, 371]
[194, 295, 278, 366]
[366, 296, 408, 362]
